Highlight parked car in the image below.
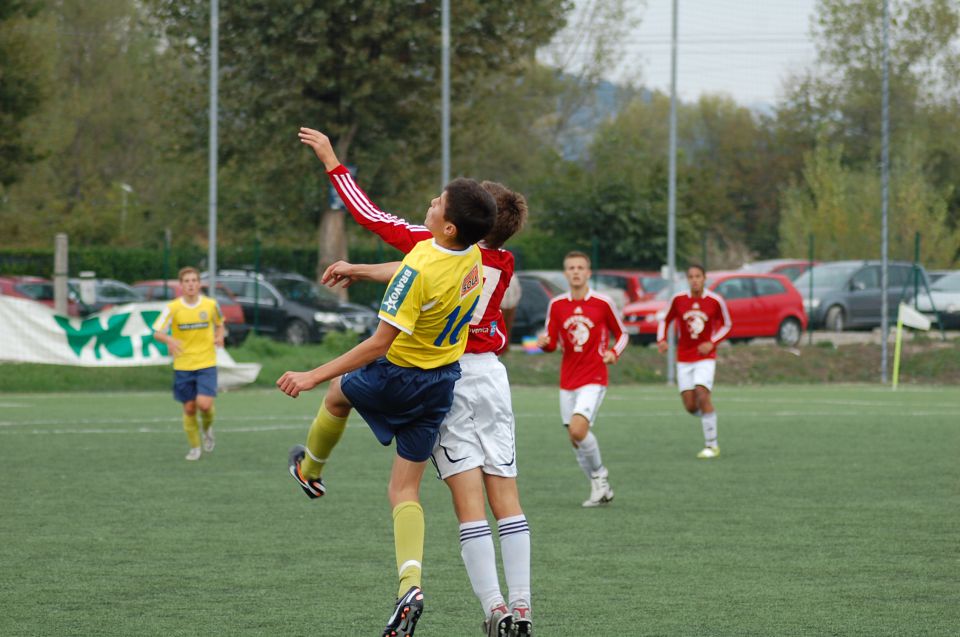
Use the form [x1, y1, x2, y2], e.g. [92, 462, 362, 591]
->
[133, 279, 251, 345]
[913, 270, 960, 329]
[0, 275, 81, 316]
[510, 273, 565, 343]
[926, 270, 953, 284]
[67, 278, 143, 315]
[212, 270, 378, 345]
[793, 261, 929, 331]
[622, 272, 808, 346]
[595, 269, 668, 302]
[738, 259, 816, 281]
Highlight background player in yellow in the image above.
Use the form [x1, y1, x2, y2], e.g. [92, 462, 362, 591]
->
[277, 141, 495, 637]
[152, 267, 224, 461]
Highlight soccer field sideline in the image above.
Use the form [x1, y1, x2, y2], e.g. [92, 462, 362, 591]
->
[2, 384, 958, 636]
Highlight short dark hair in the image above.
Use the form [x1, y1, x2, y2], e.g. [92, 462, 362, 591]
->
[178, 267, 200, 281]
[481, 181, 528, 249]
[443, 178, 497, 247]
[687, 263, 706, 276]
[563, 250, 591, 267]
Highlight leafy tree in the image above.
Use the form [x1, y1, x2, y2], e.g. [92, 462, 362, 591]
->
[0, 1, 49, 187]
[149, 0, 571, 279]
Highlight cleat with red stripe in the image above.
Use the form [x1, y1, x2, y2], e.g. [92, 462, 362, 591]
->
[382, 586, 424, 637]
[288, 445, 326, 499]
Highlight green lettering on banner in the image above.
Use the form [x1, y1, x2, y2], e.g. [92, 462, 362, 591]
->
[139, 311, 168, 357]
[54, 314, 133, 359]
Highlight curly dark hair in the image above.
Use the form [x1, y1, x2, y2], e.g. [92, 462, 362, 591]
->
[480, 181, 528, 249]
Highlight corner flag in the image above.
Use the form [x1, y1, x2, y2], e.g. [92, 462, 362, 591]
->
[892, 303, 931, 389]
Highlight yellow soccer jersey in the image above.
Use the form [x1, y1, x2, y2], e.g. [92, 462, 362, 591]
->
[152, 295, 223, 371]
[379, 239, 483, 369]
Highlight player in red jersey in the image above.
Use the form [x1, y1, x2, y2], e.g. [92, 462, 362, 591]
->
[657, 264, 732, 459]
[299, 127, 533, 637]
[536, 251, 628, 507]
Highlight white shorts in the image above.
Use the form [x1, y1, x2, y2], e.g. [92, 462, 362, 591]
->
[559, 384, 607, 427]
[676, 359, 716, 393]
[431, 353, 517, 480]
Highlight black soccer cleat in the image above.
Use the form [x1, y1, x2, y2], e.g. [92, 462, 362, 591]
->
[382, 586, 424, 637]
[288, 444, 326, 499]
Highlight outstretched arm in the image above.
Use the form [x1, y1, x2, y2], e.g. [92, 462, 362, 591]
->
[321, 260, 402, 288]
[276, 321, 401, 398]
[299, 126, 430, 254]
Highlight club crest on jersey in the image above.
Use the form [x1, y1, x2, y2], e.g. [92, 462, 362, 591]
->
[199, 311, 208, 320]
[683, 309, 708, 339]
[562, 314, 595, 351]
[381, 266, 419, 316]
[460, 265, 480, 299]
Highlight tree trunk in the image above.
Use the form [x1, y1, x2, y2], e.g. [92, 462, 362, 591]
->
[318, 208, 348, 300]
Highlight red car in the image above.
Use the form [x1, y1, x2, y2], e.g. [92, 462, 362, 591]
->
[622, 272, 808, 346]
[133, 279, 249, 345]
[738, 259, 817, 282]
[0, 275, 81, 316]
[595, 270, 668, 302]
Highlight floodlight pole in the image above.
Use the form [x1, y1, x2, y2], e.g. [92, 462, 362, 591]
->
[666, 0, 678, 384]
[880, 0, 890, 383]
[441, 0, 450, 189]
[208, 0, 219, 296]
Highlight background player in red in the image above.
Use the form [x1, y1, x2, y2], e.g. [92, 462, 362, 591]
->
[657, 264, 732, 459]
[537, 251, 628, 507]
[300, 127, 533, 637]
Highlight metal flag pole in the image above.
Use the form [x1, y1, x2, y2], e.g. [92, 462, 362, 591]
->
[880, 0, 890, 382]
[441, 0, 450, 189]
[666, 0, 679, 384]
[208, 0, 219, 296]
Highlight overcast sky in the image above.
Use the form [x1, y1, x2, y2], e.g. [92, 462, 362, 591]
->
[551, 0, 820, 108]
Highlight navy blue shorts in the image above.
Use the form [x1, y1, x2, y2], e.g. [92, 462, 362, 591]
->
[341, 357, 461, 462]
[173, 367, 218, 403]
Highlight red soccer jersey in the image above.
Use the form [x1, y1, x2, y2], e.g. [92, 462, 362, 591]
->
[328, 164, 513, 355]
[542, 290, 629, 390]
[657, 290, 732, 362]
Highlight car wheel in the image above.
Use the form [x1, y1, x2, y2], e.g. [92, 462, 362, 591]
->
[285, 319, 310, 345]
[777, 317, 802, 347]
[824, 305, 846, 332]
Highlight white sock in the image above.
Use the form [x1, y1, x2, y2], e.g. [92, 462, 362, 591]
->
[497, 515, 531, 607]
[575, 431, 604, 477]
[459, 521, 504, 614]
[701, 411, 718, 447]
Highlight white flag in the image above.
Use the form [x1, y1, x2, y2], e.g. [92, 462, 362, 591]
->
[898, 303, 931, 331]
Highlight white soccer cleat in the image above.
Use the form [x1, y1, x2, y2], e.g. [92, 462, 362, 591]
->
[696, 445, 720, 459]
[185, 447, 202, 461]
[582, 467, 614, 507]
[202, 427, 215, 453]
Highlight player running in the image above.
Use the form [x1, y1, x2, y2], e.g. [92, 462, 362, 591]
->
[280, 132, 496, 637]
[151, 267, 224, 461]
[300, 126, 533, 637]
[537, 251, 628, 507]
[657, 264, 732, 459]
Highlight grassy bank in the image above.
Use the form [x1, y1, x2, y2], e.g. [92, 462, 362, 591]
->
[2, 334, 959, 392]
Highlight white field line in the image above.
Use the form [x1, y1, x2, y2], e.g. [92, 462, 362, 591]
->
[0, 411, 955, 436]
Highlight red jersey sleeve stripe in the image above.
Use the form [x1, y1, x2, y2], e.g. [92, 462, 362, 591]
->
[706, 290, 733, 343]
[657, 292, 683, 342]
[593, 292, 629, 356]
[330, 171, 428, 253]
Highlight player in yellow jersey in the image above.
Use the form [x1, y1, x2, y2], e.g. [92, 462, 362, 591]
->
[152, 267, 224, 461]
[277, 150, 496, 637]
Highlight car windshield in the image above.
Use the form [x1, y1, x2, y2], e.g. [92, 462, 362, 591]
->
[640, 277, 668, 294]
[932, 272, 960, 292]
[271, 278, 337, 304]
[794, 263, 860, 290]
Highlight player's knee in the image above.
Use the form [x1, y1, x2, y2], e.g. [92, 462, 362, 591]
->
[183, 402, 197, 416]
[324, 378, 352, 417]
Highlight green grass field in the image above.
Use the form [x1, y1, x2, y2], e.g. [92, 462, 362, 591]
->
[1, 384, 958, 636]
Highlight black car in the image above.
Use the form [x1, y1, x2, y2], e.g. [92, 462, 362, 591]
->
[510, 273, 565, 343]
[212, 271, 378, 345]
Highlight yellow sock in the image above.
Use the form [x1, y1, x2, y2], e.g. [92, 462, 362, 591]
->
[393, 501, 424, 597]
[201, 405, 215, 431]
[183, 413, 201, 448]
[300, 405, 348, 480]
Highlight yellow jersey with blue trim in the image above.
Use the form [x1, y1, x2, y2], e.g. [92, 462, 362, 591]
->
[378, 239, 483, 369]
[152, 295, 223, 371]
